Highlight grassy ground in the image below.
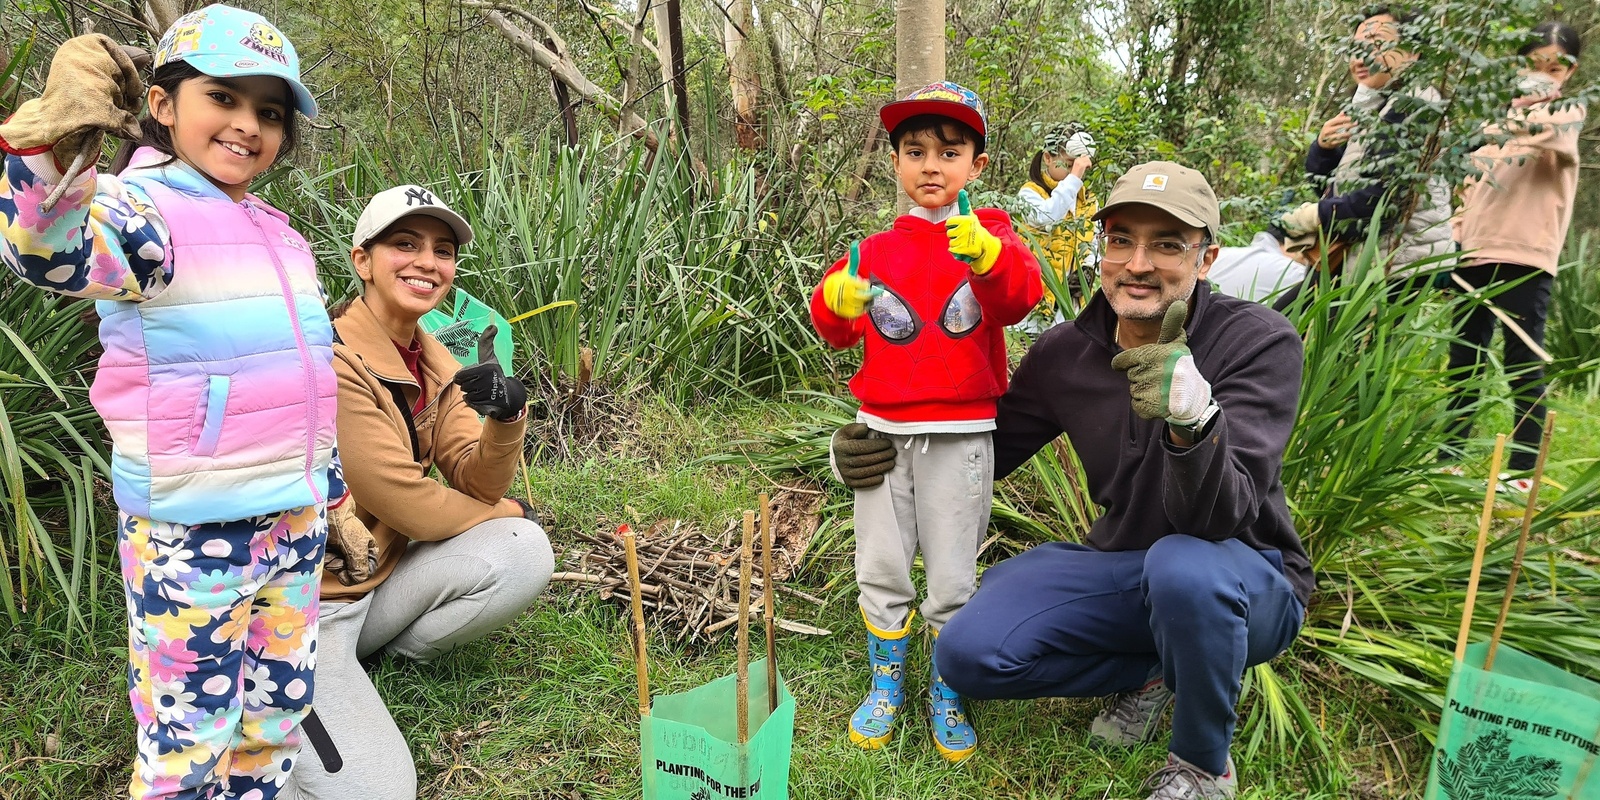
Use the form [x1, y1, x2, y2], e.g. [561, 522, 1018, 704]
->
[2, 390, 1596, 800]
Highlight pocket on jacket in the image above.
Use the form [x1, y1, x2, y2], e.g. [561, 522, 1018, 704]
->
[191, 375, 230, 457]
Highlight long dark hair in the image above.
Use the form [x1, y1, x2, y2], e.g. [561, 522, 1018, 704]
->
[1520, 21, 1581, 60]
[1028, 150, 1048, 187]
[125, 61, 300, 171]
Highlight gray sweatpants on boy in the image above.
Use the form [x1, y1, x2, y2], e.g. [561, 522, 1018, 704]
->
[283, 517, 553, 800]
[855, 430, 993, 632]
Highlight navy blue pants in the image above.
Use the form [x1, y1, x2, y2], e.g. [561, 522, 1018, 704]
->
[936, 536, 1305, 775]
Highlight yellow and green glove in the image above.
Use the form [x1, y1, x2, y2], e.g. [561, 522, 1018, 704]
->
[945, 190, 1002, 275]
[822, 241, 880, 319]
[0, 34, 144, 167]
[1110, 302, 1213, 428]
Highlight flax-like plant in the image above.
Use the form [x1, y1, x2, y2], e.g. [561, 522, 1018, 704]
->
[1548, 234, 1600, 397]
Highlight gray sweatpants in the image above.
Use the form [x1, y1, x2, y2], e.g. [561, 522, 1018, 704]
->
[282, 517, 554, 799]
[855, 431, 993, 632]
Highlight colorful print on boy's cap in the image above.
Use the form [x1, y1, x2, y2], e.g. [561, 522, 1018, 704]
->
[879, 81, 987, 137]
[152, 3, 318, 118]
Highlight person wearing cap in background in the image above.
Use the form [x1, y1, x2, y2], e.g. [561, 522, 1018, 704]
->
[832, 161, 1311, 798]
[811, 80, 1041, 762]
[1017, 122, 1100, 321]
[282, 186, 554, 799]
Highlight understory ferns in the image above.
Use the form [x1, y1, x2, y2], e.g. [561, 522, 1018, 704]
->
[0, 284, 110, 630]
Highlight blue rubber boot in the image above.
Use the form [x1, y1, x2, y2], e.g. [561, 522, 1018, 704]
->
[929, 629, 978, 762]
[848, 611, 913, 749]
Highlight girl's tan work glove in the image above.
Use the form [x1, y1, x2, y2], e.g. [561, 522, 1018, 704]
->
[325, 500, 380, 586]
[0, 34, 145, 168]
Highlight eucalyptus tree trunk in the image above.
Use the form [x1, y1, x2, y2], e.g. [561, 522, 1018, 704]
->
[724, 0, 763, 150]
[894, 0, 945, 211]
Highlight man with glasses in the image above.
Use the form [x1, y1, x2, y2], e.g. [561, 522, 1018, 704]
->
[832, 161, 1311, 799]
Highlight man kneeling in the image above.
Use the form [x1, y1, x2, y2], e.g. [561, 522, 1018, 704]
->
[834, 162, 1313, 798]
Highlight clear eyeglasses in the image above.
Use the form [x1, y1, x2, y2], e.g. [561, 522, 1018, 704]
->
[1095, 233, 1208, 268]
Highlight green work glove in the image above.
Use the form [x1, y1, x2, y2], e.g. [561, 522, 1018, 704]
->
[822, 241, 879, 319]
[829, 423, 896, 489]
[945, 190, 1002, 275]
[1110, 302, 1213, 425]
[0, 35, 144, 168]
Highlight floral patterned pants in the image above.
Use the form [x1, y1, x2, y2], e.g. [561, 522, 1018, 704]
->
[117, 505, 326, 800]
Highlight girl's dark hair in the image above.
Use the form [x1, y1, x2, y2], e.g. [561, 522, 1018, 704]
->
[1028, 150, 1047, 187]
[136, 61, 300, 168]
[1520, 21, 1581, 60]
[888, 113, 987, 156]
[1361, 4, 1416, 25]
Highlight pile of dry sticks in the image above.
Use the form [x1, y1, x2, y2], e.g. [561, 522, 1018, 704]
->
[553, 486, 828, 643]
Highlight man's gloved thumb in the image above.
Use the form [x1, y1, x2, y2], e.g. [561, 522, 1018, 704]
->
[1157, 301, 1188, 346]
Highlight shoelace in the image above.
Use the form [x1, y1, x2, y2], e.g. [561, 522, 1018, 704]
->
[1141, 759, 1215, 795]
[1105, 682, 1165, 727]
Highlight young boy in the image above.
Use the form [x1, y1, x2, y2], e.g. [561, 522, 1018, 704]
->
[810, 81, 1042, 762]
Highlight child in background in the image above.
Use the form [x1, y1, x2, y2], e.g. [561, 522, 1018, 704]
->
[811, 81, 1042, 762]
[1018, 123, 1098, 319]
[1443, 21, 1586, 486]
[0, 6, 352, 798]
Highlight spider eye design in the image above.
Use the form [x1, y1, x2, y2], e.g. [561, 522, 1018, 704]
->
[868, 282, 921, 342]
[941, 282, 982, 338]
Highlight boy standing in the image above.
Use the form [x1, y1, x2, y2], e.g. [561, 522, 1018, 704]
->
[810, 81, 1042, 762]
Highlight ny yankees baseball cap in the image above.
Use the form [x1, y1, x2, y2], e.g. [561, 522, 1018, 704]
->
[1093, 161, 1221, 239]
[352, 185, 475, 250]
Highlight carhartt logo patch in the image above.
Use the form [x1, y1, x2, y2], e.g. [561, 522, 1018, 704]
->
[1143, 174, 1169, 191]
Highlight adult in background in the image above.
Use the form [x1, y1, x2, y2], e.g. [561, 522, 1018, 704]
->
[1441, 22, 1586, 489]
[833, 162, 1311, 799]
[285, 186, 554, 799]
[1274, 4, 1454, 309]
[1016, 123, 1099, 321]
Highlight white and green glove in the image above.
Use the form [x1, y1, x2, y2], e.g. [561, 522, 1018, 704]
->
[945, 190, 1002, 275]
[1277, 202, 1322, 238]
[1110, 302, 1213, 428]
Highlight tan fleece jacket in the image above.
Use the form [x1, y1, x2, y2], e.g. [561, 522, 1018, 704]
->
[323, 296, 527, 602]
[1456, 103, 1587, 275]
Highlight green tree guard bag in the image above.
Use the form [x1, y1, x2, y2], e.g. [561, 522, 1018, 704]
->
[642, 658, 794, 800]
[1426, 642, 1600, 799]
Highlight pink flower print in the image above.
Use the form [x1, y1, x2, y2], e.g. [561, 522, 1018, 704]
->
[86, 251, 126, 289]
[148, 638, 200, 683]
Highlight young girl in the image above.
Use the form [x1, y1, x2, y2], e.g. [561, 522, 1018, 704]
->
[1444, 21, 1586, 486]
[1016, 124, 1097, 319]
[0, 6, 346, 798]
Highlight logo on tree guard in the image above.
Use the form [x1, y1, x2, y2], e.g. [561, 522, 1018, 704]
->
[1434, 730, 1561, 799]
[405, 187, 437, 207]
[690, 790, 711, 800]
[433, 321, 478, 359]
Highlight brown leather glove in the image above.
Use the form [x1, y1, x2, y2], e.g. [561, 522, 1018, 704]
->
[324, 500, 380, 586]
[830, 423, 897, 489]
[0, 35, 144, 168]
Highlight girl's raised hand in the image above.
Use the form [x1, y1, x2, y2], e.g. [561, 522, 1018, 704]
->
[0, 35, 144, 167]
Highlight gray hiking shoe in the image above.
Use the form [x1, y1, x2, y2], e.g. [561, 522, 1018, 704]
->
[1142, 753, 1238, 799]
[1090, 674, 1174, 747]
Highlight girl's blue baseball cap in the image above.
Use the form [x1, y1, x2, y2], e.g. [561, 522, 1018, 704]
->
[152, 4, 318, 118]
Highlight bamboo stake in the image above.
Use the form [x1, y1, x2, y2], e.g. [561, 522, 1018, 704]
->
[1486, 411, 1556, 671]
[1451, 274, 1554, 362]
[736, 511, 754, 744]
[760, 492, 778, 713]
[1454, 434, 1506, 663]
[622, 525, 651, 718]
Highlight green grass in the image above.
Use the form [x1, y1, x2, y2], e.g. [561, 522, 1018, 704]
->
[8, 392, 1597, 800]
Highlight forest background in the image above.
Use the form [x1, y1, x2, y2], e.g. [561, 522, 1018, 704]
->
[3, 0, 1600, 798]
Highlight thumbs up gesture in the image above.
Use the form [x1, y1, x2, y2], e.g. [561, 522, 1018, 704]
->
[451, 325, 528, 422]
[821, 241, 878, 320]
[945, 190, 1002, 275]
[1109, 302, 1212, 426]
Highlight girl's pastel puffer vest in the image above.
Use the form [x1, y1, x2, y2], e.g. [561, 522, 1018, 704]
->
[90, 149, 338, 525]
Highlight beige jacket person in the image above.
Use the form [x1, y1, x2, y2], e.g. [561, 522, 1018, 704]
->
[324, 296, 527, 602]
[1455, 103, 1587, 275]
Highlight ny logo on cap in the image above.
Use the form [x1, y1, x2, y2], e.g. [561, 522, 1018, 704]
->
[405, 188, 437, 207]
[1142, 174, 1169, 192]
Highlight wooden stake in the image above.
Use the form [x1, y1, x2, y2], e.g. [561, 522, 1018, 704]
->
[622, 525, 651, 718]
[1487, 412, 1556, 671]
[736, 511, 754, 744]
[760, 492, 778, 713]
[1454, 434, 1506, 663]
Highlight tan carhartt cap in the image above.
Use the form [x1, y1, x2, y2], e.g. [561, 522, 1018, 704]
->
[1092, 161, 1220, 239]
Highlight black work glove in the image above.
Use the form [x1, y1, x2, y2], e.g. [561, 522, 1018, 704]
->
[830, 423, 896, 489]
[451, 325, 527, 422]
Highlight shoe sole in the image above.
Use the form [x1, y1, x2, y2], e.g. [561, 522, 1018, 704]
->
[934, 739, 976, 763]
[849, 728, 893, 749]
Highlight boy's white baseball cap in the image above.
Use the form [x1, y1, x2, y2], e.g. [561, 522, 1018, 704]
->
[352, 185, 474, 250]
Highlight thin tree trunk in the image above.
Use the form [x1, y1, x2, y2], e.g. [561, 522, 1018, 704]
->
[724, 0, 763, 150]
[144, 0, 181, 35]
[894, 0, 945, 211]
[651, 0, 678, 133]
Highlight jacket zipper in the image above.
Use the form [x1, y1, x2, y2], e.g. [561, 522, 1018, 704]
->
[245, 202, 324, 504]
